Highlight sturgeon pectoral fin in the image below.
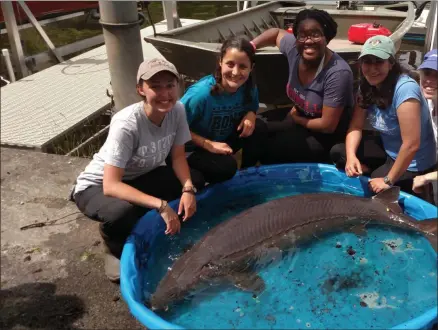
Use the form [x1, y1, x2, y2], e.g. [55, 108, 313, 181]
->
[225, 271, 266, 294]
[372, 186, 403, 214]
[347, 223, 368, 236]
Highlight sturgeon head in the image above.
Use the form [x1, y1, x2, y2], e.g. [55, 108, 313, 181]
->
[149, 236, 218, 312]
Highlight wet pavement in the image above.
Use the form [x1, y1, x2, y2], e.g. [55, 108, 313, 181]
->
[0, 147, 143, 329]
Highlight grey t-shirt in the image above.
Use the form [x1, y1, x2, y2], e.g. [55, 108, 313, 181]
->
[74, 100, 191, 196]
[279, 33, 354, 137]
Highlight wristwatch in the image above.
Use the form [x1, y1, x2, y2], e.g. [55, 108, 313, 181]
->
[383, 176, 393, 186]
[157, 199, 168, 214]
[182, 186, 197, 194]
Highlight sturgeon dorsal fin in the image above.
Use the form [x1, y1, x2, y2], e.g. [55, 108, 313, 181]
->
[372, 186, 402, 214]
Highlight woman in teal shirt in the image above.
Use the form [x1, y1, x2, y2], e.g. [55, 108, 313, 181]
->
[181, 36, 262, 184]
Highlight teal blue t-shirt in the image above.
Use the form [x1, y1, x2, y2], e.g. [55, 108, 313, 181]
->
[366, 75, 436, 172]
[180, 75, 259, 144]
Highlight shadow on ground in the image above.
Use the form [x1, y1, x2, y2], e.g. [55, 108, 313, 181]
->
[0, 282, 85, 329]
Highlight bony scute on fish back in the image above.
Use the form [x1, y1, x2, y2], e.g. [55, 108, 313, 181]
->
[147, 187, 438, 312]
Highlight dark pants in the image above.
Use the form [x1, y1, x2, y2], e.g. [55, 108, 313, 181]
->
[186, 118, 266, 184]
[243, 107, 345, 165]
[330, 132, 437, 196]
[73, 166, 205, 258]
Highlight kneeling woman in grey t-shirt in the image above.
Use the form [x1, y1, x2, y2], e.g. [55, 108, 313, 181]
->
[71, 58, 205, 282]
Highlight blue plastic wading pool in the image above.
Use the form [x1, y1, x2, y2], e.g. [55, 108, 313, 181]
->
[120, 164, 438, 330]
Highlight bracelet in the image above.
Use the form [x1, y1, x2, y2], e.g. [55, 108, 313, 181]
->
[157, 199, 168, 214]
[249, 40, 257, 51]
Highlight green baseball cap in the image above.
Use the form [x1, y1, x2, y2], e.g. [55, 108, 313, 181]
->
[358, 35, 395, 60]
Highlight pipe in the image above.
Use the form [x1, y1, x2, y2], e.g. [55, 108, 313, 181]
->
[424, 1, 437, 53]
[1, 1, 29, 78]
[65, 125, 109, 156]
[98, 1, 143, 112]
[2, 49, 16, 82]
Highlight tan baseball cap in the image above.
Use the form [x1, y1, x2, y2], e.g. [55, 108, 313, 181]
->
[136, 57, 179, 83]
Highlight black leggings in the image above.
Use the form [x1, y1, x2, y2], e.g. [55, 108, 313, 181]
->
[186, 119, 267, 183]
[73, 166, 205, 258]
[243, 107, 344, 165]
[330, 132, 436, 196]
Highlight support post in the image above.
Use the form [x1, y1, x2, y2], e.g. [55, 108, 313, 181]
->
[424, 1, 437, 53]
[17, 1, 63, 63]
[2, 49, 16, 82]
[1, 1, 29, 78]
[243, 1, 258, 11]
[162, 1, 181, 30]
[99, 1, 143, 112]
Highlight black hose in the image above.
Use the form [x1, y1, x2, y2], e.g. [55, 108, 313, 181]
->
[414, 1, 430, 21]
[144, 1, 156, 37]
[138, 12, 145, 26]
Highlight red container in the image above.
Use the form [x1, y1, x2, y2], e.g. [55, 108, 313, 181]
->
[348, 23, 392, 44]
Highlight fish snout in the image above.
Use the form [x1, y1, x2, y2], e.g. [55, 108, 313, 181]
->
[148, 294, 170, 312]
[151, 304, 169, 312]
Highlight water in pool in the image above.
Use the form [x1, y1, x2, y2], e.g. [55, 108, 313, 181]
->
[141, 181, 437, 329]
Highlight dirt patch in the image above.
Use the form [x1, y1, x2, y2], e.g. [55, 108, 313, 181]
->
[28, 197, 70, 209]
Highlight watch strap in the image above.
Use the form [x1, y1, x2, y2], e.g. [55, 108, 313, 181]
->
[384, 176, 393, 186]
[182, 186, 196, 194]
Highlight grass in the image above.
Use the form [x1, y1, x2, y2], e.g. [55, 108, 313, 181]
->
[45, 110, 112, 157]
[0, 2, 238, 59]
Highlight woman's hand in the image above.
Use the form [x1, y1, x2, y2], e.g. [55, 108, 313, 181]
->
[178, 191, 196, 221]
[238, 111, 256, 138]
[160, 205, 181, 235]
[368, 177, 391, 194]
[204, 140, 233, 155]
[345, 156, 363, 177]
[412, 175, 428, 193]
[290, 107, 300, 120]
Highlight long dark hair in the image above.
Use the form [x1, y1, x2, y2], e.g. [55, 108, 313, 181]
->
[357, 57, 412, 109]
[211, 36, 256, 105]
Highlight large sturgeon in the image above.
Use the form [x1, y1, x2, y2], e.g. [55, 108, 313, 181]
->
[149, 187, 437, 311]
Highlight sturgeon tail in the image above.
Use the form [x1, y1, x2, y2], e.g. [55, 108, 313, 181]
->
[418, 218, 438, 253]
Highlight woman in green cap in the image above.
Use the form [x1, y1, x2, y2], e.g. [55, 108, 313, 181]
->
[330, 35, 437, 196]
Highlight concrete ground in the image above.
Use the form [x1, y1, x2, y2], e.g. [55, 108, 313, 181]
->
[0, 147, 143, 329]
[2, 147, 437, 330]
